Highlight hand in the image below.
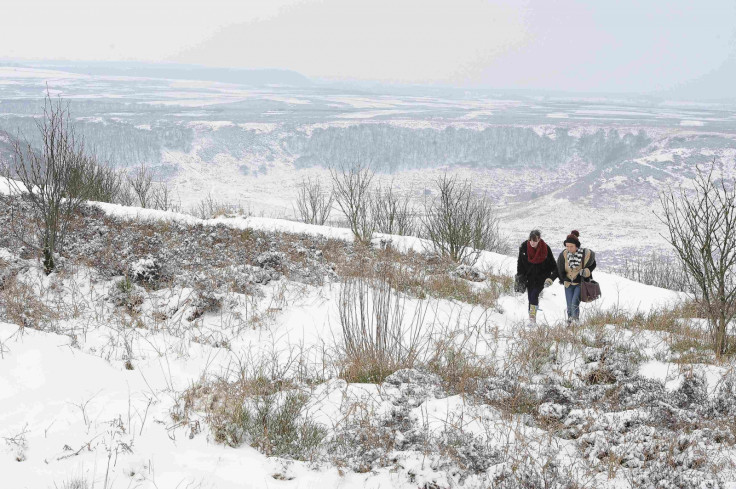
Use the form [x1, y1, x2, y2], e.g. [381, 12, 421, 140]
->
[544, 278, 553, 288]
[581, 268, 590, 278]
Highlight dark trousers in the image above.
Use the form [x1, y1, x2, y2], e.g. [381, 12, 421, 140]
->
[527, 286, 542, 308]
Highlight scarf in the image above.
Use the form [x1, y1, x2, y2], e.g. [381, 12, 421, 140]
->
[564, 248, 587, 285]
[568, 249, 583, 270]
[527, 239, 548, 264]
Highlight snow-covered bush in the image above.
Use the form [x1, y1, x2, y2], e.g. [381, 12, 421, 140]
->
[450, 264, 486, 282]
[129, 255, 163, 287]
[187, 289, 223, 321]
[255, 250, 285, 270]
[108, 276, 144, 314]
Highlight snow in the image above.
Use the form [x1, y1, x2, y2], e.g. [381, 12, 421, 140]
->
[236, 122, 278, 133]
[680, 120, 705, 126]
[1, 179, 734, 487]
[336, 109, 410, 119]
[638, 360, 683, 391]
[187, 120, 236, 130]
[262, 96, 311, 105]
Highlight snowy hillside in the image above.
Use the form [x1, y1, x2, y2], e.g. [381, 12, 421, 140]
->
[1, 188, 736, 488]
[2, 66, 736, 264]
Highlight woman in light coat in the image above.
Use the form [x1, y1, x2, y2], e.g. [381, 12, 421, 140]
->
[555, 230, 596, 325]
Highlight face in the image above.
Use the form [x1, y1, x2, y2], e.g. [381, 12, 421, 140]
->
[565, 242, 578, 253]
[530, 237, 539, 248]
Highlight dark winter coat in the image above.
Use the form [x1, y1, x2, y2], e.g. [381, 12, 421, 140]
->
[556, 248, 597, 286]
[516, 241, 558, 290]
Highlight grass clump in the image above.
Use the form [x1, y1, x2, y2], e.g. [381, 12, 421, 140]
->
[174, 372, 325, 461]
[0, 275, 56, 329]
[53, 477, 90, 489]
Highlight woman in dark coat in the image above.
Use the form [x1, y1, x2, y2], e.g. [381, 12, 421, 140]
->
[555, 230, 597, 325]
[516, 229, 557, 325]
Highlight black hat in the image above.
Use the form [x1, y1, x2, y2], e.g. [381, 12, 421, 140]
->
[563, 230, 581, 248]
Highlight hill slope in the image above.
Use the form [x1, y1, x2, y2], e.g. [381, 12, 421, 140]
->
[1, 191, 735, 488]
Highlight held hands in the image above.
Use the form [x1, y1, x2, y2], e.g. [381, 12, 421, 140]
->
[544, 278, 553, 288]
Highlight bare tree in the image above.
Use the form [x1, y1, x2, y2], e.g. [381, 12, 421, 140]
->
[294, 177, 334, 225]
[330, 164, 374, 243]
[658, 163, 736, 357]
[422, 174, 503, 264]
[115, 178, 136, 206]
[4, 93, 93, 273]
[128, 164, 154, 208]
[150, 181, 175, 211]
[370, 182, 416, 236]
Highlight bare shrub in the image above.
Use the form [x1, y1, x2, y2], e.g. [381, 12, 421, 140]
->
[189, 193, 229, 219]
[71, 157, 124, 203]
[658, 163, 736, 357]
[330, 164, 374, 243]
[614, 251, 691, 292]
[337, 274, 430, 383]
[4, 93, 97, 273]
[294, 177, 334, 225]
[370, 182, 416, 236]
[422, 174, 503, 264]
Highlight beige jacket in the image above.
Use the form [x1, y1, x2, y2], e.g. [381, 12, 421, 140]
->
[558, 248, 594, 288]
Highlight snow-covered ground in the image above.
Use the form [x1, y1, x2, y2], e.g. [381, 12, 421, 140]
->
[2, 192, 735, 489]
[2, 66, 736, 487]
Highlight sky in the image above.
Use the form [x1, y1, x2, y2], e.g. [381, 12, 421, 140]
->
[2, 0, 735, 94]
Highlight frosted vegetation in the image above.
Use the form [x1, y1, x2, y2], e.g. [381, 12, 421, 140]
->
[1, 188, 736, 488]
[2, 68, 736, 488]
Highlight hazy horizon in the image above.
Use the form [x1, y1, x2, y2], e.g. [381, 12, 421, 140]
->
[2, 0, 735, 99]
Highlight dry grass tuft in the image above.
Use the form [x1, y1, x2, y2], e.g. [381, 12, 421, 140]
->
[173, 368, 325, 460]
[0, 275, 56, 329]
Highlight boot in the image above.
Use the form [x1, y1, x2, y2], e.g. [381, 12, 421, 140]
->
[528, 304, 538, 326]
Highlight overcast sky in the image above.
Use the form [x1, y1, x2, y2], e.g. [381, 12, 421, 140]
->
[2, 0, 735, 93]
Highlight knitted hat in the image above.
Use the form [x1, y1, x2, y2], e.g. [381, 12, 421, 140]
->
[563, 230, 581, 248]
